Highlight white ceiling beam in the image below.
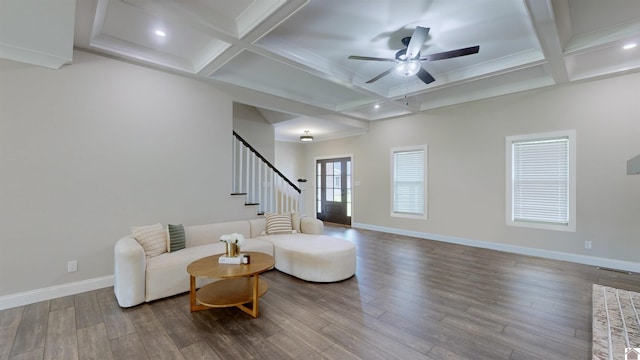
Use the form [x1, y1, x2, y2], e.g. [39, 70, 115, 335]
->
[524, 0, 570, 84]
[198, 0, 309, 77]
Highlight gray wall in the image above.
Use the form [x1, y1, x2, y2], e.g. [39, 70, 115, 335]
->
[0, 50, 254, 296]
[302, 73, 640, 265]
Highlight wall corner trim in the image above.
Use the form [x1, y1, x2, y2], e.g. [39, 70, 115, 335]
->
[352, 222, 640, 273]
[0, 275, 114, 311]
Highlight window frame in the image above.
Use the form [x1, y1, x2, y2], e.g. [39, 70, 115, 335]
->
[505, 130, 576, 232]
[390, 145, 428, 220]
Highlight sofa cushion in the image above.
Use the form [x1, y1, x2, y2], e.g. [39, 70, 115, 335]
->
[265, 213, 294, 234]
[249, 218, 266, 238]
[184, 221, 251, 248]
[132, 223, 166, 258]
[167, 224, 186, 252]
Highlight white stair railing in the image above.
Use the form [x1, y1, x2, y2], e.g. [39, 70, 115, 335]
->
[232, 132, 301, 214]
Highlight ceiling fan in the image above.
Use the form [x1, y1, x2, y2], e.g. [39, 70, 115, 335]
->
[348, 26, 480, 85]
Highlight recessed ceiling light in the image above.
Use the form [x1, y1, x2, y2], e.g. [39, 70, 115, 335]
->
[374, 104, 380, 109]
[155, 30, 166, 37]
[623, 43, 637, 50]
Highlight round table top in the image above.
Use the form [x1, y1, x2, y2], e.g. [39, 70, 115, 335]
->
[186, 252, 274, 279]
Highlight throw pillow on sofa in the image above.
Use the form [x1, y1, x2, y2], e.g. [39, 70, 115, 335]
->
[132, 223, 166, 258]
[265, 212, 295, 234]
[166, 224, 186, 252]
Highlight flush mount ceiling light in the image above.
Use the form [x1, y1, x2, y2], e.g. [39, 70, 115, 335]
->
[300, 130, 314, 142]
[155, 30, 166, 37]
[623, 43, 637, 50]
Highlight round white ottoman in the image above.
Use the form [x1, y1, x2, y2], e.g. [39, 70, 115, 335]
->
[261, 234, 356, 282]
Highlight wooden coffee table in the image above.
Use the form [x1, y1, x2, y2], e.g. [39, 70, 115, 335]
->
[186, 252, 274, 318]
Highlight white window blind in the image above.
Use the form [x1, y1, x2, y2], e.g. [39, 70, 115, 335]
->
[393, 149, 425, 215]
[512, 137, 569, 225]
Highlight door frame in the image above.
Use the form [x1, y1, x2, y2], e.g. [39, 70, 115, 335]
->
[314, 154, 354, 225]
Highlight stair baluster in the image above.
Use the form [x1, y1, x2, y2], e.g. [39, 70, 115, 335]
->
[232, 132, 301, 215]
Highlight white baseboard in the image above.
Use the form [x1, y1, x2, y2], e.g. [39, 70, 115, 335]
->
[352, 222, 640, 273]
[0, 275, 114, 311]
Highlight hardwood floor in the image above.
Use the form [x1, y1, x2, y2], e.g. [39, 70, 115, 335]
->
[2, 224, 639, 359]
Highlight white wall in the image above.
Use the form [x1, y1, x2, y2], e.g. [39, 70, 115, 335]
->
[303, 73, 640, 266]
[0, 50, 251, 297]
[275, 141, 306, 183]
[232, 103, 275, 163]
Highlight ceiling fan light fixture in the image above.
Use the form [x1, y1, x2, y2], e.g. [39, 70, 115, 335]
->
[348, 26, 479, 85]
[300, 130, 314, 142]
[396, 60, 421, 77]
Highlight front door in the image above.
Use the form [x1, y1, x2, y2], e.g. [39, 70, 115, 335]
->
[316, 157, 351, 225]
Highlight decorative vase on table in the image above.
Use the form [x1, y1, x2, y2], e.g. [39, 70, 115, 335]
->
[225, 242, 239, 257]
[220, 232, 245, 258]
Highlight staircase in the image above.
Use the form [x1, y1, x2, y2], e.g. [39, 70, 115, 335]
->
[232, 131, 303, 215]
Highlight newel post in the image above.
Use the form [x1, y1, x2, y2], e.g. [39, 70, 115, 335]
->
[297, 178, 307, 216]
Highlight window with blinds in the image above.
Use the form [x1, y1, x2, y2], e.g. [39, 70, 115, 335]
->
[506, 131, 576, 231]
[391, 146, 427, 218]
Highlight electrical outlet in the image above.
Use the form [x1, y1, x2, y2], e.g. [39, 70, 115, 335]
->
[67, 260, 77, 273]
[584, 241, 592, 250]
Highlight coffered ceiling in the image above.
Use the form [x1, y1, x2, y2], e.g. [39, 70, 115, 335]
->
[4, 0, 640, 142]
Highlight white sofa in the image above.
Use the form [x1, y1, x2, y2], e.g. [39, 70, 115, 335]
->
[114, 216, 356, 307]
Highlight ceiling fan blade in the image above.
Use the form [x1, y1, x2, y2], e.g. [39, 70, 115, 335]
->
[348, 55, 396, 62]
[419, 45, 480, 61]
[406, 26, 430, 59]
[416, 67, 435, 84]
[366, 68, 394, 83]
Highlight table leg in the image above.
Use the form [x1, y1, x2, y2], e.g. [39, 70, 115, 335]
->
[237, 274, 260, 318]
[252, 273, 259, 317]
[189, 275, 209, 312]
[189, 275, 197, 312]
